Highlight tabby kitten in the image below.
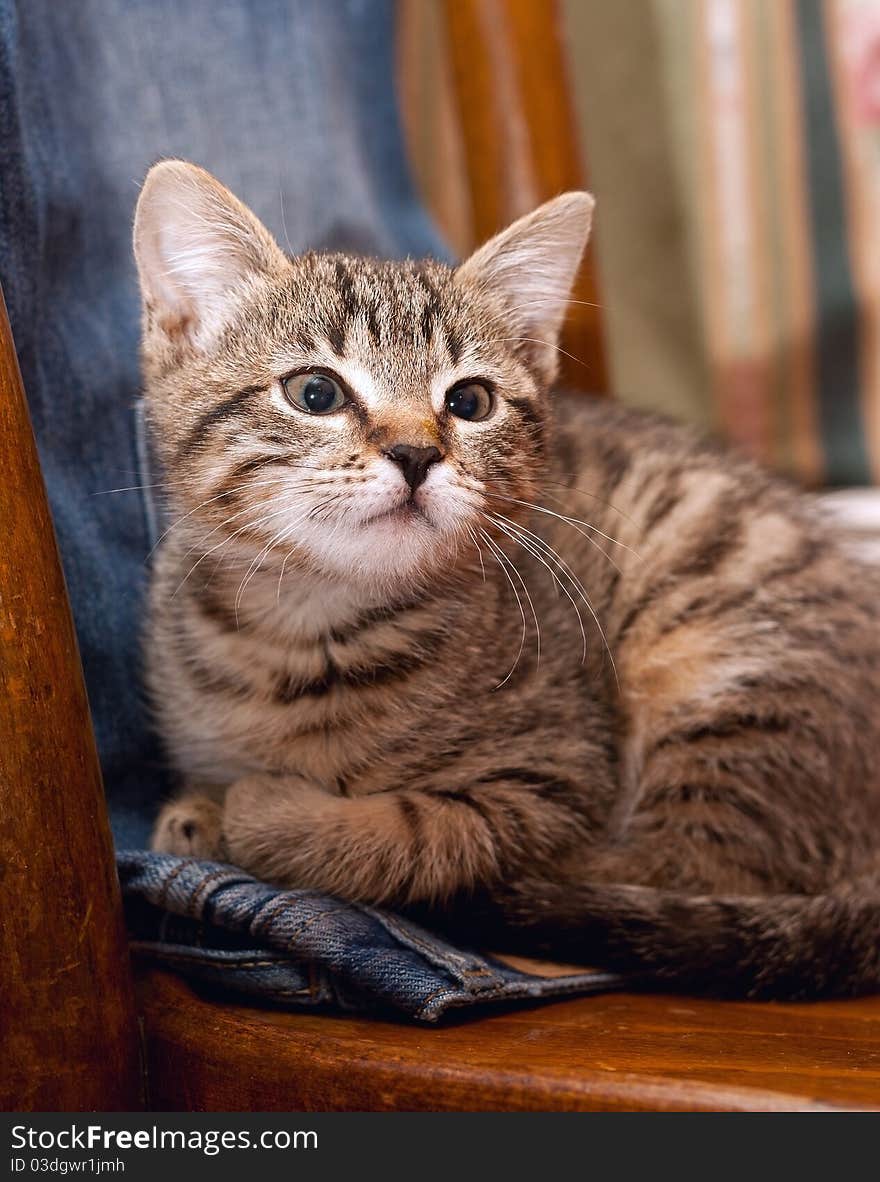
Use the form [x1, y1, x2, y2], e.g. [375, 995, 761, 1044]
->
[136, 160, 880, 998]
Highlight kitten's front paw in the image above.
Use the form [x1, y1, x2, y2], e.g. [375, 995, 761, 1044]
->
[222, 774, 326, 882]
[150, 795, 226, 859]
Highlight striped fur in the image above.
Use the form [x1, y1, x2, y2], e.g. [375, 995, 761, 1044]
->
[138, 162, 880, 998]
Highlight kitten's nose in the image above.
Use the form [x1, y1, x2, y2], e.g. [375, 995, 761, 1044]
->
[384, 444, 443, 493]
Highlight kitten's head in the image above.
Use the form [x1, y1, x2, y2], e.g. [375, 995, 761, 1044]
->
[134, 161, 592, 592]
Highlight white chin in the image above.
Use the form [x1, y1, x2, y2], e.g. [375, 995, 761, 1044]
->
[302, 510, 445, 585]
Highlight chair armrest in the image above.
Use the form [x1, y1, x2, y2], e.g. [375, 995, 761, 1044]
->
[0, 288, 141, 1110]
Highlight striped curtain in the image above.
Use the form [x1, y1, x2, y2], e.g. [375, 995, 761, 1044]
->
[563, 0, 880, 487]
[399, 0, 880, 488]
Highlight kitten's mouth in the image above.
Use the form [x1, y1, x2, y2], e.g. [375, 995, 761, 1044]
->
[362, 501, 427, 527]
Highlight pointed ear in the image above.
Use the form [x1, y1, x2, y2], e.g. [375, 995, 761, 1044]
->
[134, 160, 288, 347]
[456, 192, 594, 383]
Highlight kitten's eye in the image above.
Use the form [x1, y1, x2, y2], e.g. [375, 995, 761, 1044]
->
[282, 372, 347, 415]
[445, 381, 494, 422]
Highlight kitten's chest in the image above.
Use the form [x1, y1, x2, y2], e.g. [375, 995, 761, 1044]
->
[153, 541, 610, 791]
[154, 568, 484, 786]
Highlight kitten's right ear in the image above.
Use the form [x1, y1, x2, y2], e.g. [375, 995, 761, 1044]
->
[134, 160, 288, 347]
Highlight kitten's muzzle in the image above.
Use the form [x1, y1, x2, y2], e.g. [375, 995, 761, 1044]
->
[383, 444, 444, 494]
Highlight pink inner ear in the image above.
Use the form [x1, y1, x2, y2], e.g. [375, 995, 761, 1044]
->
[454, 193, 593, 370]
[154, 304, 195, 340]
[134, 160, 289, 343]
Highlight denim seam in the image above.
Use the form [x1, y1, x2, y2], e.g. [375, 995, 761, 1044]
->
[251, 896, 350, 946]
[187, 868, 236, 918]
[157, 858, 193, 912]
[414, 985, 462, 1020]
[365, 908, 489, 977]
[131, 945, 284, 971]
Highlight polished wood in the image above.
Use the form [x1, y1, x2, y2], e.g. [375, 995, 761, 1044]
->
[0, 291, 142, 1111]
[440, 0, 608, 391]
[137, 967, 880, 1111]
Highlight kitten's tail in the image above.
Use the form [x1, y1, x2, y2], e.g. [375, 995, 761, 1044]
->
[503, 879, 880, 998]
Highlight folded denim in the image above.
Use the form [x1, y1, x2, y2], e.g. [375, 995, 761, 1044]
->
[120, 851, 626, 1022]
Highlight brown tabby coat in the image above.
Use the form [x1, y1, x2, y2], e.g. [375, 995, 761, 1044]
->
[136, 161, 880, 998]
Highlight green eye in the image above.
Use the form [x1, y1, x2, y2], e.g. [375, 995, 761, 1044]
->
[282, 372, 347, 415]
[445, 381, 494, 422]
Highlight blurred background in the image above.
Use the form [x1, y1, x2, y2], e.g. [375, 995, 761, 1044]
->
[398, 0, 880, 493]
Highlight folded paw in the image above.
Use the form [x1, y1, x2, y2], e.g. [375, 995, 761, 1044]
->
[150, 794, 226, 859]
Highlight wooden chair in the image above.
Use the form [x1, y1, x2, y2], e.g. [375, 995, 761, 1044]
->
[4, 0, 880, 1112]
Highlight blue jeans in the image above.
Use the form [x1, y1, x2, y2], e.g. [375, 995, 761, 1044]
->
[0, 0, 624, 1019]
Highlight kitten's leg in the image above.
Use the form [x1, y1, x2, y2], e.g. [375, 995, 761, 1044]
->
[580, 693, 855, 895]
[151, 786, 226, 859]
[222, 772, 587, 905]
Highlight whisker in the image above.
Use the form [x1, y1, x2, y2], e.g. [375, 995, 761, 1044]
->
[279, 180, 294, 257]
[178, 489, 300, 561]
[539, 477, 636, 525]
[276, 540, 299, 605]
[485, 512, 587, 665]
[307, 490, 352, 521]
[487, 511, 619, 691]
[497, 336, 590, 370]
[476, 525, 528, 690]
[234, 514, 311, 623]
[172, 503, 295, 598]
[150, 474, 317, 560]
[502, 295, 607, 315]
[541, 489, 622, 577]
[466, 524, 487, 584]
[177, 468, 343, 561]
[485, 491, 641, 559]
[483, 522, 541, 668]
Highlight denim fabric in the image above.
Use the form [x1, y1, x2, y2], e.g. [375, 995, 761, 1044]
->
[120, 853, 624, 1021]
[1, 0, 625, 1018]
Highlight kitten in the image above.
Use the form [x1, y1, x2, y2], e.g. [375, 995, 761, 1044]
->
[136, 160, 880, 998]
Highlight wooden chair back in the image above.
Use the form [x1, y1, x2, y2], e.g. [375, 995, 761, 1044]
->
[397, 0, 608, 392]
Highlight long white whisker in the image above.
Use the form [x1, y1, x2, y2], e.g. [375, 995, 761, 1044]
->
[486, 491, 641, 559]
[172, 503, 296, 598]
[466, 524, 487, 584]
[488, 511, 619, 691]
[234, 514, 311, 623]
[486, 512, 587, 665]
[539, 477, 635, 525]
[276, 541, 299, 605]
[477, 525, 527, 690]
[541, 489, 622, 577]
[177, 472, 340, 561]
[150, 474, 318, 559]
[497, 336, 589, 370]
[501, 295, 607, 314]
[483, 523, 541, 668]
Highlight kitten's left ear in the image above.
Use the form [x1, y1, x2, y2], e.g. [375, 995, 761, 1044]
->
[456, 192, 594, 384]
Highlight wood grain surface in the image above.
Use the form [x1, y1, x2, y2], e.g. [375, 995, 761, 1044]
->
[0, 291, 142, 1111]
[137, 967, 880, 1111]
